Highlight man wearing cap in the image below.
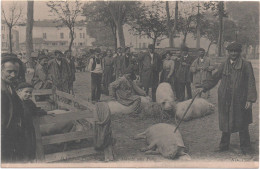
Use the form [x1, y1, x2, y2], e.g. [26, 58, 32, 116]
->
[197, 42, 257, 154]
[1, 54, 25, 162]
[88, 48, 103, 102]
[65, 50, 76, 94]
[190, 48, 215, 99]
[31, 54, 50, 89]
[139, 44, 162, 102]
[47, 50, 71, 93]
[175, 45, 193, 101]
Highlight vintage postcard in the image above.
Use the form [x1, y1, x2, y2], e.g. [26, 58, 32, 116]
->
[1, 0, 259, 168]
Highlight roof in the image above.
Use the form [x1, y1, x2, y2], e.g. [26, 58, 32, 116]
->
[18, 20, 86, 27]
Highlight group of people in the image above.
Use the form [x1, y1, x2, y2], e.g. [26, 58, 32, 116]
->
[1, 41, 257, 163]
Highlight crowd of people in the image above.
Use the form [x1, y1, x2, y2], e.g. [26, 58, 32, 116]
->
[1, 41, 257, 163]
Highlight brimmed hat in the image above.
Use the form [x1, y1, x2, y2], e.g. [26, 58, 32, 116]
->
[198, 48, 205, 52]
[38, 54, 48, 61]
[16, 82, 33, 90]
[226, 42, 242, 52]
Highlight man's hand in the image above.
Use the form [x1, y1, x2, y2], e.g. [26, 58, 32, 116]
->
[245, 102, 252, 109]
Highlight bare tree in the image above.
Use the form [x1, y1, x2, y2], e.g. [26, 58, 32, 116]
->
[165, 1, 178, 48]
[26, 0, 34, 68]
[2, 2, 23, 53]
[47, 0, 81, 51]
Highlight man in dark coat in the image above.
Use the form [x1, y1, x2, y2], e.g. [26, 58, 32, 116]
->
[175, 46, 193, 101]
[47, 50, 71, 93]
[65, 50, 76, 94]
[139, 44, 162, 102]
[113, 47, 123, 79]
[121, 47, 132, 75]
[1, 55, 25, 162]
[197, 42, 257, 154]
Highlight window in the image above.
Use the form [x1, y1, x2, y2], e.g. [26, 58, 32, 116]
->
[142, 43, 146, 48]
[43, 33, 47, 39]
[52, 42, 56, 46]
[2, 34, 4, 39]
[79, 42, 83, 46]
[60, 33, 64, 39]
[83, 33, 85, 38]
[139, 43, 141, 49]
[1, 26, 5, 31]
[80, 33, 82, 38]
[60, 42, 66, 46]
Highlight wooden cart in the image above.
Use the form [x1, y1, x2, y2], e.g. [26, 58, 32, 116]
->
[32, 89, 113, 163]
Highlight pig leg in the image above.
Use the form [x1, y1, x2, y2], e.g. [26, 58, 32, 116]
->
[140, 141, 156, 152]
[133, 131, 147, 140]
[178, 150, 191, 160]
[145, 149, 160, 155]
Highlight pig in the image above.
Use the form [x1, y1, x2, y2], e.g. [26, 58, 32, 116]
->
[175, 98, 215, 121]
[156, 83, 176, 117]
[40, 110, 77, 136]
[133, 123, 190, 160]
[107, 96, 151, 115]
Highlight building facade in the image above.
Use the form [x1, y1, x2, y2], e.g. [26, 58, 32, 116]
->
[17, 20, 94, 53]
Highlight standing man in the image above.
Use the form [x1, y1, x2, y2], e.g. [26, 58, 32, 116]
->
[47, 50, 71, 93]
[175, 46, 193, 101]
[197, 42, 257, 154]
[88, 48, 103, 102]
[190, 48, 215, 99]
[1, 55, 25, 162]
[65, 50, 76, 94]
[139, 44, 162, 102]
[113, 47, 123, 79]
[121, 47, 132, 75]
[31, 54, 51, 89]
[102, 49, 114, 95]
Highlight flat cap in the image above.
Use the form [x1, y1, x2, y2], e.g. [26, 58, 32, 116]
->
[54, 50, 63, 56]
[1, 53, 21, 64]
[16, 82, 33, 90]
[226, 42, 242, 52]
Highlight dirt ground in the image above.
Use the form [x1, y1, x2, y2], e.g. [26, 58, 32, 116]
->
[26, 59, 259, 163]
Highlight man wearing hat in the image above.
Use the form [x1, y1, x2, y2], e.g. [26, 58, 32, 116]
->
[47, 50, 71, 93]
[190, 48, 215, 99]
[197, 42, 257, 154]
[65, 50, 76, 94]
[121, 47, 133, 75]
[1, 54, 25, 162]
[175, 45, 193, 101]
[31, 54, 50, 89]
[88, 48, 103, 102]
[139, 44, 162, 102]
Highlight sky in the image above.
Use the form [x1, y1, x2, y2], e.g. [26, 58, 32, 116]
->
[1, 1, 85, 21]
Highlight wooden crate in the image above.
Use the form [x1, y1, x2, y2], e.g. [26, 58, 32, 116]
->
[32, 89, 113, 163]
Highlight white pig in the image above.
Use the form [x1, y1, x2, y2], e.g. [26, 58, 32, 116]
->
[175, 98, 215, 121]
[156, 82, 176, 113]
[134, 123, 190, 160]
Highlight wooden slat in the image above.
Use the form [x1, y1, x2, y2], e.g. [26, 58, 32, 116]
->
[56, 90, 75, 100]
[42, 131, 93, 145]
[33, 89, 53, 95]
[74, 96, 96, 112]
[33, 117, 45, 162]
[39, 111, 94, 125]
[56, 100, 78, 112]
[45, 147, 97, 163]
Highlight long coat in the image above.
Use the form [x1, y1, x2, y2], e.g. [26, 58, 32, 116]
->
[139, 52, 162, 89]
[202, 58, 257, 133]
[175, 55, 193, 83]
[47, 58, 71, 93]
[1, 80, 25, 162]
[190, 57, 215, 86]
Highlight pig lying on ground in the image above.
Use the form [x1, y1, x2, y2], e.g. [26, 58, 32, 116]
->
[107, 96, 151, 115]
[133, 123, 190, 160]
[156, 82, 215, 121]
[175, 98, 215, 121]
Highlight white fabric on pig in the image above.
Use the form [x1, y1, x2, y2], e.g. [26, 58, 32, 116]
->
[176, 98, 215, 121]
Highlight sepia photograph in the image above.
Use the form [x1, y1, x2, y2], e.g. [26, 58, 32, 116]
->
[1, 0, 259, 168]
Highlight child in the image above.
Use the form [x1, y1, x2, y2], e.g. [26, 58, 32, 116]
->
[16, 82, 47, 161]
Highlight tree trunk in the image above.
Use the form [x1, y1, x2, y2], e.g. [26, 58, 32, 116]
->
[173, 1, 178, 47]
[116, 22, 125, 49]
[252, 44, 256, 59]
[166, 1, 173, 48]
[69, 30, 74, 51]
[217, 2, 224, 57]
[152, 38, 157, 52]
[206, 41, 213, 57]
[26, 0, 34, 68]
[110, 21, 117, 51]
[182, 31, 188, 45]
[9, 26, 12, 53]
